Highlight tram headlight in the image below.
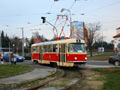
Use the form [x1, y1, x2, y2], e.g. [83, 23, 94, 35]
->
[85, 57, 87, 60]
[74, 57, 77, 60]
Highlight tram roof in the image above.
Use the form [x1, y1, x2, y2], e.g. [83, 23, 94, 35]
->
[31, 39, 85, 47]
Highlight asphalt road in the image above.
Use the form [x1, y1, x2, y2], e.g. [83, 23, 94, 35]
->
[17, 60, 57, 69]
[18, 60, 117, 68]
[17, 60, 33, 65]
[86, 60, 115, 68]
[1, 60, 55, 69]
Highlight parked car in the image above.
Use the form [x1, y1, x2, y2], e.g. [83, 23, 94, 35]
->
[13, 54, 25, 62]
[3, 53, 25, 62]
[3, 52, 13, 62]
[24, 53, 31, 60]
[108, 53, 120, 66]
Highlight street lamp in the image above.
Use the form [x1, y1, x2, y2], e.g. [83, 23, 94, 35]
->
[60, 8, 72, 38]
[13, 44, 15, 53]
[16, 27, 24, 56]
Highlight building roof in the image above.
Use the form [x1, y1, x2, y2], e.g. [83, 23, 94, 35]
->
[34, 38, 42, 43]
[113, 33, 120, 38]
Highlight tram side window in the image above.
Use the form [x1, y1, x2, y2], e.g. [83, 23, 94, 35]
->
[36, 47, 39, 52]
[32, 47, 36, 53]
[53, 45, 58, 52]
[43, 46, 48, 52]
[48, 45, 53, 52]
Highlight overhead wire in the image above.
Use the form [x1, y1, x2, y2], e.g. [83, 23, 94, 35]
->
[82, 0, 120, 15]
[71, 0, 120, 23]
[47, 0, 55, 13]
[69, 0, 76, 10]
[94, 0, 120, 11]
[69, 0, 87, 10]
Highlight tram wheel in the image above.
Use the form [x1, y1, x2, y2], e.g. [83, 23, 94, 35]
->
[54, 63, 59, 69]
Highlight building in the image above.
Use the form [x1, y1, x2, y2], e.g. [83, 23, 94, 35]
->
[113, 27, 120, 52]
[71, 21, 83, 39]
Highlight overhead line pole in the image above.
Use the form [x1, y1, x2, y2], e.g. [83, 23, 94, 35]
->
[22, 27, 24, 57]
[17, 27, 24, 56]
[0, 31, 2, 52]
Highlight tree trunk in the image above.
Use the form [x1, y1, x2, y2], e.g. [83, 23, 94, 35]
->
[89, 46, 93, 57]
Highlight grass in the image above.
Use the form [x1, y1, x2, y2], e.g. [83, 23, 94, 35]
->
[88, 52, 116, 61]
[0, 64, 34, 79]
[94, 67, 120, 90]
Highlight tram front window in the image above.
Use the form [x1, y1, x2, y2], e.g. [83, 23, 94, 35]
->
[68, 43, 86, 53]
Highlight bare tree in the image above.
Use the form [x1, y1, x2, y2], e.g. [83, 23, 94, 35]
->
[32, 31, 48, 42]
[11, 36, 22, 54]
[83, 22, 101, 57]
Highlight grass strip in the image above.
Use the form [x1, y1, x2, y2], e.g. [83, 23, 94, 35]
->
[94, 67, 120, 90]
[0, 64, 34, 79]
[88, 52, 115, 61]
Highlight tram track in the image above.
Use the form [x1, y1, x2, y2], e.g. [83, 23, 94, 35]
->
[61, 67, 85, 90]
[26, 69, 65, 90]
[26, 67, 85, 90]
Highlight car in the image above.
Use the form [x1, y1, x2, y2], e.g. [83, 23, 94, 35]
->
[2, 52, 25, 62]
[13, 54, 25, 62]
[24, 53, 31, 60]
[3, 52, 13, 62]
[108, 53, 120, 66]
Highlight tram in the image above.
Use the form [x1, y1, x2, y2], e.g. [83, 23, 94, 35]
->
[31, 39, 87, 67]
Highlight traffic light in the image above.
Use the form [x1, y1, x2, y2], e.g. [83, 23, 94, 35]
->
[41, 17, 46, 23]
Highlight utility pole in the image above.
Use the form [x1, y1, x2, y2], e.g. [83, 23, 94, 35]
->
[22, 27, 24, 57]
[0, 31, 2, 52]
[17, 27, 24, 56]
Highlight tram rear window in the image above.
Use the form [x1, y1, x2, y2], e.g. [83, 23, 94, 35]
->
[68, 43, 86, 53]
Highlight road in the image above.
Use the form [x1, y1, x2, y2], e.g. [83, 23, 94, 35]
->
[86, 60, 115, 68]
[1, 60, 56, 69]
[1, 59, 115, 68]
[18, 60, 116, 68]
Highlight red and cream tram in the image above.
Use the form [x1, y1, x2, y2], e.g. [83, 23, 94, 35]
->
[31, 39, 87, 67]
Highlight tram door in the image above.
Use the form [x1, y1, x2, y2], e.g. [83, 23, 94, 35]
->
[59, 44, 66, 62]
[40, 46, 43, 61]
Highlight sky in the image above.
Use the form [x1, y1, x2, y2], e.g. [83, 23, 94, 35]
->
[0, 0, 120, 42]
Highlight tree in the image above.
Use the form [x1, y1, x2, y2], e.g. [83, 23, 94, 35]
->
[93, 41, 114, 51]
[1, 31, 5, 47]
[10, 36, 22, 53]
[29, 36, 34, 47]
[83, 22, 101, 57]
[1, 31, 10, 48]
[32, 31, 48, 42]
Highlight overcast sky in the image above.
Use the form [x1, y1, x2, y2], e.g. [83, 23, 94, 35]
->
[0, 0, 120, 42]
